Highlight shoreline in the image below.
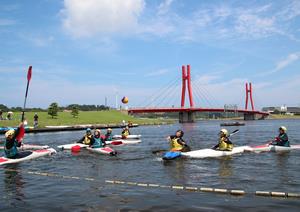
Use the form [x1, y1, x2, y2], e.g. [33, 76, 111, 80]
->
[0, 121, 174, 134]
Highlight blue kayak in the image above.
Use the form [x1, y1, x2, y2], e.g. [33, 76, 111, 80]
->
[162, 151, 182, 160]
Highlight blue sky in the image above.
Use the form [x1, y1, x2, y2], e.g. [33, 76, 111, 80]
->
[0, 0, 299, 109]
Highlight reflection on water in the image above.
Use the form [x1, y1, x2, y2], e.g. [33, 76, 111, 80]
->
[218, 157, 233, 178]
[3, 166, 25, 204]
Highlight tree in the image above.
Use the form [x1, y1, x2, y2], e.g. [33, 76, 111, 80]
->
[71, 105, 79, 118]
[48, 102, 59, 118]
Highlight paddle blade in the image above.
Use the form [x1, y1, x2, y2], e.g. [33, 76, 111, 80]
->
[229, 129, 239, 137]
[16, 125, 25, 142]
[110, 141, 123, 146]
[27, 66, 32, 82]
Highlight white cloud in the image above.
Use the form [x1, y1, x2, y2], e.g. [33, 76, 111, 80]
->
[157, 0, 174, 16]
[145, 68, 170, 77]
[275, 53, 300, 71]
[278, 0, 300, 20]
[234, 14, 277, 38]
[258, 52, 300, 76]
[61, 0, 145, 38]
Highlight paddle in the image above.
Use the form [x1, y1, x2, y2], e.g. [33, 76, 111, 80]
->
[228, 129, 239, 137]
[16, 66, 32, 143]
[21, 66, 32, 122]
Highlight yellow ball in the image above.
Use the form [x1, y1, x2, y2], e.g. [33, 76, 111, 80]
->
[122, 96, 129, 104]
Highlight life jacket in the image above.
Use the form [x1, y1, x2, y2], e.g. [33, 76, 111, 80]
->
[218, 137, 233, 151]
[276, 133, 290, 147]
[92, 136, 104, 148]
[83, 134, 93, 145]
[170, 137, 184, 151]
[105, 133, 113, 141]
[4, 139, 18, 158]
[122, 130, 130, 138]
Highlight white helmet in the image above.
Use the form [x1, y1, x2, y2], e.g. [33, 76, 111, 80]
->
[279, 126, 287, 132]
[220, 129, 229, 136]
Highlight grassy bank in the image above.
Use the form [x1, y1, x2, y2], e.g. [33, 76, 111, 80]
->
[0, 111, 174, 128]
[268, 114, 300, 119]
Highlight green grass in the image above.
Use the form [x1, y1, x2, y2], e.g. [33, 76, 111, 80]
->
[268, 114, 300, 119]
[0, 110, 173, 128]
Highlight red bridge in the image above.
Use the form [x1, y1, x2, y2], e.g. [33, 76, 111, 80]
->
[129, 65, 269, 123]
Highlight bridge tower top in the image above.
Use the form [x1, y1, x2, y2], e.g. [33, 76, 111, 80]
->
[181, 65, 194, 108]
[245, 82, 255, 111]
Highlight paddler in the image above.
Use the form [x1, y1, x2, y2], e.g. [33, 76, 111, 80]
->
[91, 129, 105, 148]
[4, 123, 24, 158]
[271, 126, 289, 147]
[121, 126, 131, 138]
[104, 128, 113, 141]
[213, 129, 233, 151]
[77, 128, 94, 145]
[167, 130, 190, 152]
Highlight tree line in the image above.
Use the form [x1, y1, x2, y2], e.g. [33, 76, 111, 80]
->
[0, 103, 109, 112]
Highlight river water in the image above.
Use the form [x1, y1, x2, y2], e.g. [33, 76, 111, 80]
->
[0, 119, 300, 211]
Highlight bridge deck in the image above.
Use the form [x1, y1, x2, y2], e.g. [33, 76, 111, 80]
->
[128, 107, 269, 116]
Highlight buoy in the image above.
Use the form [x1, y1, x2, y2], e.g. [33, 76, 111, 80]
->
[71, 145, 81, 152]
[121, 96, 129, 104]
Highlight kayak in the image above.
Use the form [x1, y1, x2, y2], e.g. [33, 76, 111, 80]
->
[57, 143, 89, 150]
[106, 139, 142, 146]
[86, 147, 116, 156]
[163, 146, 248, 160]
[244, 144, 300, 153]
[0, 148, 56, 165]
[0, 126, 34, 133]
[112, 135, 141, 139]
[181, 146, 248, 159]
[0, 144, 50, 151]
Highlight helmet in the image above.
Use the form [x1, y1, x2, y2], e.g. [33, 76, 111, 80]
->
[107, 128, 112, 132]
[176, 130, 184, 137]
[5, 129, 15, 138]
[220, 129, 229, 136]
[94, 129, 101, 136]
[279, 126, 287, 132]
[86, 128, 91, 132]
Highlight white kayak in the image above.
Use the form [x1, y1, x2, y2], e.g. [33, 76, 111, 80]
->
[0, 144, 49, 151]
[57, 143, 89, 150]
[244, 144, 300, 153]
[112, 135, 141, 139]
[181, 146, 248, 159]
[86, 147, 116, 155]
[106, 139, 142, 146]
[0, 148, 56, 165]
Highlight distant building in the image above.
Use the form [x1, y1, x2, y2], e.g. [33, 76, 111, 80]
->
[262, 106, 300, 115]
[286, 107, 300, 115]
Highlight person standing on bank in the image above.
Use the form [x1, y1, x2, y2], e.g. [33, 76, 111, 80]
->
[34, 113, 39, 128]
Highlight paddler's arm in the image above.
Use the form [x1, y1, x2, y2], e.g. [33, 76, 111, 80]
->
[279, 134, 288, 142]
[224, 138, 232, 144]
[90, 136, 95, 147]
[77, 136, 85, 143]
[14, 122, 24, 147]
[212, 144, 219, 150]
[177, 138, 186, 146]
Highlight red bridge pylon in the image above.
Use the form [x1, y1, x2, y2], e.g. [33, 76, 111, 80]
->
[245, 82, 255, 111]
[181, 65, 194, 108]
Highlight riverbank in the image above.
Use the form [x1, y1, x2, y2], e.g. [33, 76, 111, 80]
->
[0, 111, 175, 128]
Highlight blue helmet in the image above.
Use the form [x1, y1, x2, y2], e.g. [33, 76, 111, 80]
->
[86, 128, 91, 133]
